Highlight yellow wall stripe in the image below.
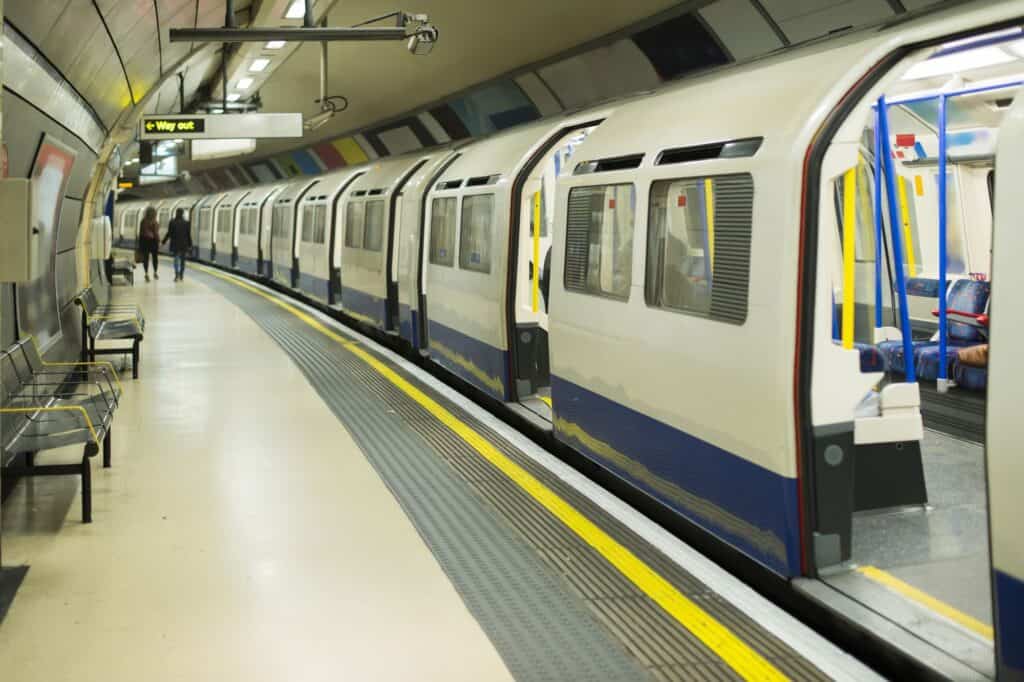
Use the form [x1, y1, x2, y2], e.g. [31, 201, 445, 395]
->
[856, 566, 993, 640]
[897, 176, 917, 277]
[841, 168, 857, 350]
[704, 179, 715, 272]
[532, 191, 541, 313]
[913, 175, 924, 197]
[195, 265, 788, 681]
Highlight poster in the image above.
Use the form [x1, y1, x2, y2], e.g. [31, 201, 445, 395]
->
[17, 133, 77, 351]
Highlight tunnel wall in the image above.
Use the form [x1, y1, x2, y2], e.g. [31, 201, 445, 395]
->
[1, 23, 105, 361]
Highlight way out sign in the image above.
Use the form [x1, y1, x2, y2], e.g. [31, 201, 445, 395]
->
[139, 113, 302, 140]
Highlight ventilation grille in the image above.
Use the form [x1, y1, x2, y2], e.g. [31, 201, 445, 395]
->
[574, 154, 644, 175]
[563, 188, 595, 290]
[466, 174, 500, 187]
[709, 174, 754, 325]
[657, 137, 763, 166]
[439, 179, 464, 190]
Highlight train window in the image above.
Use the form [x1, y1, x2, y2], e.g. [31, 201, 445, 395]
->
[345, 202, 366, 249]
[645, 174, 752, 324]
[313, 205, 328, 245]
[363, 200, 385, 252]
[459, 194, 494, 274]
[564, 184, 635, 300]
[301, 204, 316, 243]
[429, 197, 457, 267]
[216, 206, 233, 235]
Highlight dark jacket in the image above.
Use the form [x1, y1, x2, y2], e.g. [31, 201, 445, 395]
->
[163, 217, 192, 254]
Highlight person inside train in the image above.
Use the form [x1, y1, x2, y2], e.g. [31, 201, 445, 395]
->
[138, 206, 161, 282]
[163, 208, 192, 282]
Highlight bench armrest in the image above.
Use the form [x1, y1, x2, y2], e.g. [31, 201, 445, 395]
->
[0, 405, 100, 445]
[38, 360, 123, 397]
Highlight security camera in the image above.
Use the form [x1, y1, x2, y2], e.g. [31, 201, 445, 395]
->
[304, 108, 335, 131]
[407, 24, 438, 56]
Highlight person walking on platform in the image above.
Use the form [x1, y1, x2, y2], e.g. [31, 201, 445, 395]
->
[138, 206, 161, 282]
[163, 208, 192, 282]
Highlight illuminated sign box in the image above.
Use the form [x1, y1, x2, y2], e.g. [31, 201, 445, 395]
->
[140, 113, 302, 140]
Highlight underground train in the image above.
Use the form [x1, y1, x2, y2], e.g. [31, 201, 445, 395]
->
[115, 2, 1024, 677]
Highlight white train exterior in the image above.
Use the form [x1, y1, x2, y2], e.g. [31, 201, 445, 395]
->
[114, 2, 1024, 676]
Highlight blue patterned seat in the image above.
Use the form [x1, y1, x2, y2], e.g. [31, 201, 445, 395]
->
[953, 357, 988, 392]
[877, 279, 990, 379]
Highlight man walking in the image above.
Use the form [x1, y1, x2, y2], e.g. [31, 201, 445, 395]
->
[163, 208, 192, 282]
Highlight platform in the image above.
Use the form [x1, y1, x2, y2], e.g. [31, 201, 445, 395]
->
[0, 265, 880, 681]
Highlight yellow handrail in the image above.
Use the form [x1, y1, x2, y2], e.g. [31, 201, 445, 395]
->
[0, 405, 100, 445]
[532, 191, 541, 313]
[27, 336, 125, 395]
[842, 167, 857, 350]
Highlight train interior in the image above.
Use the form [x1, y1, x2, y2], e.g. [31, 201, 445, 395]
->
[812, 28, 1020, 676]
[512, 124, 598, 419]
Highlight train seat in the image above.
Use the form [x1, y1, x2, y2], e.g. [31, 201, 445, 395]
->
[877, 279, 990, 376]
[953, 354, 988, 392]
[855, 343, 885, 373]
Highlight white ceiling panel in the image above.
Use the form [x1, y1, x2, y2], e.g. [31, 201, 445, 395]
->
[514, 72, 563, 117]
[772, 0, 895, 44]
[538, 39, 660, 112]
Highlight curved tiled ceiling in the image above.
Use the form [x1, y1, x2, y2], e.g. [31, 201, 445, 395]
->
[5, 0, 252, 128]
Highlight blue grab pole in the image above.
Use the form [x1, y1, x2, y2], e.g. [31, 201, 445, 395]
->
[937, 94, 949, 382]
[873, 110, 884, 329]
[876, 95, 917, 383]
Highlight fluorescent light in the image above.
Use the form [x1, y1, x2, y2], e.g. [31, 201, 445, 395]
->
[192, 139, 257, 161]
[236, 77, 254, 89]
[249, 58, 270, 72]
[943, 28, 1022, 51]
[1008, 39, 1024, 59]
[226, 93, 241, 102]
[903, 46, 1015, 80]
[284, 0, 308, 19]
[265, 40, 286, 49]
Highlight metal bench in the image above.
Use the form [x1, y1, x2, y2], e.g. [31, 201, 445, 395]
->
[74, 287, 145, 380]
[106, 256, 135, 285]
[1, 339, 121, 523]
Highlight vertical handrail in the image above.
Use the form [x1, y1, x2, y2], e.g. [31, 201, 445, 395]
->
[937, 94, 950, 386]
[877, 95, 917, 382]
[873, 111, 884, 330]
[841, 168, 857, 349]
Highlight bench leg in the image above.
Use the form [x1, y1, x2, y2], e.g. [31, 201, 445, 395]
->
[103, 431, 112, 468]
[132, 339, 140, 380]
[81, 454, 92, 523]
[90, 335, 96, 362]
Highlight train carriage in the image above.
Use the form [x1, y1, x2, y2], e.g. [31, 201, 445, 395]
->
[211, 189, 250, 266]
[235, 185, 281, 276]
[294, 168, 363, 304]
[268, 179, 317, 287]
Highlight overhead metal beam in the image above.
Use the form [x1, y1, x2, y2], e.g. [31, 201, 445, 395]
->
[169, 26, 407, 43]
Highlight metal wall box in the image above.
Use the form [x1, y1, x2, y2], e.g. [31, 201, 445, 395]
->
[0, 179, 37, 283]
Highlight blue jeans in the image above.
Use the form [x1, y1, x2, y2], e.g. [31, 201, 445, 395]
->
[174, 253, 187, 279]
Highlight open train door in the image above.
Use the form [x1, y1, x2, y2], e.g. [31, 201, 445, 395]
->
[986, 94, 1024, 682]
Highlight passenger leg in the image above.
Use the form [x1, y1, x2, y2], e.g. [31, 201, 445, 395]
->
[150, 249, 158, 280]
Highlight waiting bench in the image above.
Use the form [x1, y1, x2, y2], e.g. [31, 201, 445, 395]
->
[1, 338, 123, 522]
[74, 287, 145, 379]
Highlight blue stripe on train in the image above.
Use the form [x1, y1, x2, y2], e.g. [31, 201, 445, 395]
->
[297, 271, 329, 303]
[198, 246, 213, 263]
[996, 569, 1024, 676]
[398, 303, 419, 348]
[273, 264, 293, 286]
[427, 319, 508, 401]
[342, 286, 387, 329]
[236, 254, 259, 276]
[550, 375, 801, 576]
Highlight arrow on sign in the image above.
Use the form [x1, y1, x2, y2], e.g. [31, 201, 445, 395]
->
[145, 121, 155, 131]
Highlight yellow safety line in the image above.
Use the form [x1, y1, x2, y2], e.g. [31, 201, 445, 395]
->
[856, 566, 993, 640]
[704, 179, 715, 272]
[194, 264, 788, 681]
[897, 177, 917, 277]
[842, 168, 857, 350]
[532, 191, 541, 313]
[0, 406, 100, 445]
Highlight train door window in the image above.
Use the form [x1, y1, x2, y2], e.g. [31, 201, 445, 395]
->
[363, 200, 385, 252]
[459, 194, 494, 273]
[345, 202, 365, 248]
[301, 204, 316, 243]
[564, 184, 635, 300]
[645, 174, 753, 323]
[429, 197, 457, 267]
[313, 205, 328, 244]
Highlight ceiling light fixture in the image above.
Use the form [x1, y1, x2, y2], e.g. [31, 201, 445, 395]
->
[249, 58, 270, 72]
[265, 40, 286, 49]
[227, 93, 241, 102]
[237, 77, 254, 89]
[284, 0, 309, 19]
[902, 46, 1016, 81]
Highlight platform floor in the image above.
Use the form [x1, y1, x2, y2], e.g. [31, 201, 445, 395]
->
[1, 265, 880, 681]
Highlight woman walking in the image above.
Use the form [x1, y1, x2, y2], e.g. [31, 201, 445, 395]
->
[138, 206, 161, 281]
